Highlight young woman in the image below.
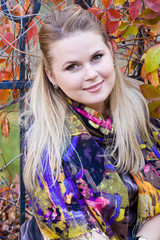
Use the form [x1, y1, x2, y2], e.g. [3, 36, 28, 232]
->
[21, 5, 160, 240]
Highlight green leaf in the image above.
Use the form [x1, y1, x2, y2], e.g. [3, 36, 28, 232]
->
[121, 25, 138, 38]
[144, 14, 160, 25]
[145, 44, 160, 74]
[148, 101, 160, 118]
[140, 84, 160, 100]
[140, 8, 159, 19]
[118, 22, 130, 31]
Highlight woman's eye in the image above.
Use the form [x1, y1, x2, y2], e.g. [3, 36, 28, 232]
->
[66, 64, 77, 71]
[92, 54, 103, 61]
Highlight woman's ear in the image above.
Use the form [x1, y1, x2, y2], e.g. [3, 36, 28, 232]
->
[45, 68, 55, 84]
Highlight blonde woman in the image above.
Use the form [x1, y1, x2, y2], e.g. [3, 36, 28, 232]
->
[20, 5, 160, 240]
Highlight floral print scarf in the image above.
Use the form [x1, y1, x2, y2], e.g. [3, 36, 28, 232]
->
[28, 101, 160, 240]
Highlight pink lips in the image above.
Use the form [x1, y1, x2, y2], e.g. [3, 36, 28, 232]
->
[83, 81, 103, 93]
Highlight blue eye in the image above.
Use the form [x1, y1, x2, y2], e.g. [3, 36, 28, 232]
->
[92, 54, 103, 61]
[66, 64, 77, 71]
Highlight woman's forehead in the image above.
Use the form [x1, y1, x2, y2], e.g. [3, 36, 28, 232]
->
[49, 31, 108, 62]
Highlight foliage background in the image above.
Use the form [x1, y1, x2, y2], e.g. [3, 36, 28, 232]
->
[0, 0, 160, 239]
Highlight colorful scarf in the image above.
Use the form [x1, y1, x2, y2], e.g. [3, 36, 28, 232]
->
[28, 101, 160, 240]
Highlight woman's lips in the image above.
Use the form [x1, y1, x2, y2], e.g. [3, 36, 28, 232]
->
[83, 81, 103, 93]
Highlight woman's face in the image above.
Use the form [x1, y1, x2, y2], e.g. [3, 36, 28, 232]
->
[47, 31, 115, 113]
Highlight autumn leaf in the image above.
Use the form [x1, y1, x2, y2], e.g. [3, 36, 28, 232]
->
[108, 9, 121, 19]
[140, 8, 160, 19]
[144, 14, 160, 25]
[0, 89, 10, 105]
[146, 20, 160, 34]
[88, 7, 105, 20]
[143, 0, 160, 13]
[121, 25, 138, 38]
[118, 22, 130, 31]
[145, 44, 160, 74]
[140, 84, 160, 100]
[12, 89, 20, 100]
[102, 0, 111, 9]
[147, 69, 159, 87]
[141, 64, 148, 84]
[0, 32, 14, 54]
[26, 20, 38, 46]
[129, 0, 141, 20]
[1, 115, 10, 138]
[114, 0, 126, 6]
[108, 20, 120, 34]
[52, 0, 66, 10]
[148, 101, 160, 118]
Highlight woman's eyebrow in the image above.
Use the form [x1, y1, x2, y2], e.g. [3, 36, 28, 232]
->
[62, 50, 103, 68]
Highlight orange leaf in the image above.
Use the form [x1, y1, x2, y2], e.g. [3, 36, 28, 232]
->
[0, 58, 6, 64]
[141, 64, 148, 84]
[147, 69, 159, 87]
[12, 89, 20, 100]
[53, 0, 66, 10]
[0, 89, 10, 105]
[1, 116, 10, 138]
[102, 0, 111, 9]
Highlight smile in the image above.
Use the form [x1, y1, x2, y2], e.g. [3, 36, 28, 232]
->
[83, 81, 104, 92]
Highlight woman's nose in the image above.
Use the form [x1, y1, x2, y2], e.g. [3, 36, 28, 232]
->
[84, 64, 98, 80]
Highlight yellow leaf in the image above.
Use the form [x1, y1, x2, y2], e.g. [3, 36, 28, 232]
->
[121, 25, 138, 38]
[145, 44, 160, 74]
[148, 21, 160, 34]
[118, 22, 130, 31]
[114, 0, 126, 6]
[140, 53, 146, 62]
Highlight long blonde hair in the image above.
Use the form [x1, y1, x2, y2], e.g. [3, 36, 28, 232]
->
[22, 5, 153, 191]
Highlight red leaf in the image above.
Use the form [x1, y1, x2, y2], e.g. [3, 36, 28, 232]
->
[26, 20, 38, 46]
[108, 21, 120, 34]
[143, 0, 160, 13]
[1, 32, 14, 54]
[108, 9, 121, 19]
[102, 0, 111, 9]
[1, 116, 10, 138]
[88, 7, 103, 16]
[110, 39, 118, 52]
[129, 0, 142, 20]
